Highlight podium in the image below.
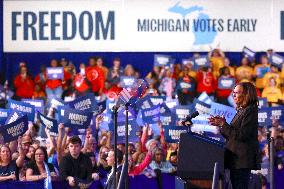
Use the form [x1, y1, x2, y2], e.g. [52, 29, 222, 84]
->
[177, 132, 224, 189]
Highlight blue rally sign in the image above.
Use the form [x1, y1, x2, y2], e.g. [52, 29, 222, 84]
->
[0, 115, 28, 143]
[46, 67, 64, 79]
[37, 111, 58, 136]
[141, 105, 160, 124]
[210, 102, 236, 124]
[58, 106, 93, 129]
[68, 93, 98, 111]
[0, 108, 10, 125]
[7, 99, 35, 121]
[218, 77, 236, 89]
[164, 126, 188, 143]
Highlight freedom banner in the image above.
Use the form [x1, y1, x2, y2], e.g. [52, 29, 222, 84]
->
[68, 93, 98, 111]
[0, 115, 28, 143]
[22, 99, 45, 113]
[217, 77, 236, 89]
[141, 105, 160, 124]
[7, 99, 35, 121]
[164, 126, 188, 143]
[0, 108, 10, 125]
[5, 110, 23, 125]
[37, 111, 58, 136]
[210, 102, 236, 124]
[46, 67, 64, 79]
[58, 106, 93, 129]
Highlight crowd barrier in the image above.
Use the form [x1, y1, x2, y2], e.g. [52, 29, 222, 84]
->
[1, 171, 284, 189]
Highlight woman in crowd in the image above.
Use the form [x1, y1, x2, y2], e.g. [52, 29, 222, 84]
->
[262, 77, 282, 106]
[26, 146, 57, 181]
[236, 57, 253, 82]
[13, 65, 35, 99]
[0, 144, 25, 182]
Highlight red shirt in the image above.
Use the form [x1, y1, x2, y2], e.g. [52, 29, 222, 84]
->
[34, 73, 46, 90]
[86, 66, 105, 93]
[74, 74, 90, 93]
[14, 74, 35, 98]
[196, 71, 216, 94]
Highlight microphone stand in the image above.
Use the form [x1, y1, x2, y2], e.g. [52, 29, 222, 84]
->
[113, 106, 119, 189]
[124, 103, 129, 189]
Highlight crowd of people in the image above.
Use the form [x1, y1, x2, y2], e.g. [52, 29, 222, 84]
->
[0, 48, 284, 189]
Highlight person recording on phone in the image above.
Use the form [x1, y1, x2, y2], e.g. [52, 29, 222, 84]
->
[208, 82, 260, 189]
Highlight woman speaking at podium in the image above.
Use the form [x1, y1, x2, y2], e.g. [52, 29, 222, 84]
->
[209, 82, 260, 189]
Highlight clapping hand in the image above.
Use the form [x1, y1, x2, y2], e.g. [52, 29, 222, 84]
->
[208, 115, 226, 127]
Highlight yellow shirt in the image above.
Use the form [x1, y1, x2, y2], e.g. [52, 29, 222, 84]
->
[188, 70, 197, 79]
[228, 66, 235, 76]
[210, 57, 224, 79]
[263, 72, 281, 87]
[262, 86, 282, 103]
[254, 64, 270, 89]
[236, 66, 253, 82]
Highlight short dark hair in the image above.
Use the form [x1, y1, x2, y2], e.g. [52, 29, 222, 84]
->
[69, 136, 82, 146]
[110, 149, 124, 164]
[238, 82, 258, 107]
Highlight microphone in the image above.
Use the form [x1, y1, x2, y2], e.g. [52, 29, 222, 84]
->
[182, 111, 199, 126]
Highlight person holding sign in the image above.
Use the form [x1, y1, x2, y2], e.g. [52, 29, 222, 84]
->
[209, 82, 260, 189]
[262, 77, 282, 105]
[253, 55, 270, 90]
[216, 67, 236, 105]
[13, 65, 35, 99]
[0, 143, 25, 182]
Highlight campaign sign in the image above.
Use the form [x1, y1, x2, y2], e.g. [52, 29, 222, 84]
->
[136, 96, 154, 110]
[192, 114, 210, 128]
[7, 99, 35, 121]
[154, 54, 171, 67]
[46, 67, 64, 79]
[193, 99, 211, 115]
[120, 76, 137, 88]
[150, 96, 166, 106]
[5, 111, 23, 125]
[193, 55, 210, 70]
[166, 99, 179, 110]
[141, 105, 160, 124]
[22, 99, 45, 113]
[68, 93, 98, 112]
[258, 97, 268, 109]
[270, 106, 284, 124]
[98, 112, 112, 131]
[50, 98, 65, 110]
[258, 108, 271, 127]
[58, 107, 92, 129]
[0, 85, 14, 100]
[218, 77, 236, 89]
[269, 53, 284, 68]
[0, 115, 28, 143]
[203, 131, 225, 144]
[109, 120, 140, 143]
[256, 67, 270, 78]
[37, 111, 58, 137]
[164, 126, 188, 143]
[160, 103, 176, 126]
[149, 123, 161, 136]
[175, 105, 193, 121]
[198, 92, 213, 105]
[210, 102, 236, 124]
[243, 46, 255, 61]
[176, 79, 195, 92]
[117, 107, 136, 122]
[182, 58, 193, 65]
[0, 108, 10, 125]
[106, 99, 116, 113]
